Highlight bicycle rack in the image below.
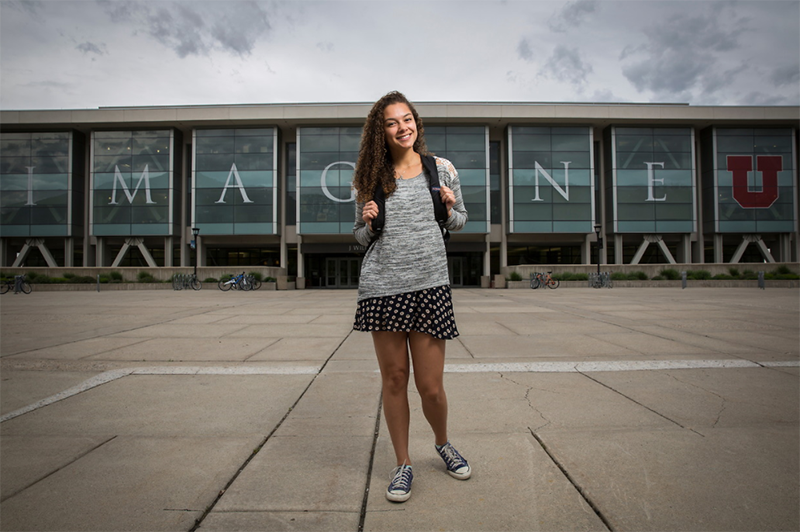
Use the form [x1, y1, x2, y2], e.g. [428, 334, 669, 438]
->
[588, 272, 613, 288]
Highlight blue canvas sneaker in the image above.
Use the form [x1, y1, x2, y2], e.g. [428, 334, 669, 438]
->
[386, 464, 413, 502]
[436, 442, 471, 479]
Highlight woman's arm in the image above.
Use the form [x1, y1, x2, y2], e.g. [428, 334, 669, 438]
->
[437, 158, 468, 232]
[353, 200, 376, 247]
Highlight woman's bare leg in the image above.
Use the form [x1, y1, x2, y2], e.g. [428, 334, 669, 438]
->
[372, 331, 412, 466]
[408, 331, 449, 446]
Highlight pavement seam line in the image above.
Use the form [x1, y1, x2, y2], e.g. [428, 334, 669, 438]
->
[528, 428, 614, 532]
[577, 371, 705, 438]
[0, 435, 118, 503]
[358, 394, 384, 532]
[188, 331, 352, 532]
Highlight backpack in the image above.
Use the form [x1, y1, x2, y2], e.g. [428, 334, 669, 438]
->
[368, 154, 450, 247]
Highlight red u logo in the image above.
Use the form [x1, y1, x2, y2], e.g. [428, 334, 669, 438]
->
[726, 155, 782, 209]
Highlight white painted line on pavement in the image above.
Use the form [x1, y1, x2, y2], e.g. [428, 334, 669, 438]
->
[762, 361, 800, 367]
[0, 365, 322, 423]
[444, 359, 799, 373]
[3, 359, 796, 423]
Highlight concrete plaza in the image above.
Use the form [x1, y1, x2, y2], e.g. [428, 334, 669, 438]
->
[1, 287, 798, 531]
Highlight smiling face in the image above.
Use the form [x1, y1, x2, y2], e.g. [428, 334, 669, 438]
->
[383, 102, 417, 156]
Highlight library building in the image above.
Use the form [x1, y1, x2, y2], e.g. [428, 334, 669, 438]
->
[0, 101, 797, 288]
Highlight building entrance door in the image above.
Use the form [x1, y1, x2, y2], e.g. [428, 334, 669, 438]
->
[325, 257, 361, 288]
[448, 256, 465, 287]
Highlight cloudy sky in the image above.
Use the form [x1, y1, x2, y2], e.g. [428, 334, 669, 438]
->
[1, 0, 798, 110]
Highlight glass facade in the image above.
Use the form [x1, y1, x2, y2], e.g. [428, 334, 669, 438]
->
[296, 127, 360, 234]
[508, 126, 594, 233]
[91, 130, 175, 236]
[296, 126, 490, 235]
[607, 127, 696, 233]
[193, 128, 278, 235]
[0, 132, 76, 237]
[425, 126, 490, 233]
[703, 128, 796, 234]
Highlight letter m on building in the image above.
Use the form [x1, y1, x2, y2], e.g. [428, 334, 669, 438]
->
[110, 165, 156, 205]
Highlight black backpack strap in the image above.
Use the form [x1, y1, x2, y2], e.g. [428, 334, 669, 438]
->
[421, 155, 450, 243]
[367, 181, 386, 248]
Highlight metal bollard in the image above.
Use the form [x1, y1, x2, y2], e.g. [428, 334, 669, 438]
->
[97, 274, 100, 292]
[681, 271, 687, 289]
[758, 271, 765, 290]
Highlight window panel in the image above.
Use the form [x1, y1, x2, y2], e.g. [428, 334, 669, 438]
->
[707, 128, 796, 233]
[193, 127, 277, 235]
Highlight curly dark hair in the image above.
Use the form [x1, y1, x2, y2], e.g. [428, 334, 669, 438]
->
[353, 91, 429, 203]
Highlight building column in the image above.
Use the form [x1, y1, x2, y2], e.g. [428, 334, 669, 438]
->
[197, 235, 204, 267]
[297, 236, 304, 278]
[713, 234, 724, 263]
[164, 236, 173, 267]
[614, 233, 624, 264]
[484, 234, 491, 277]
[676, 234, 692, 263]
[778, 233, 792, 262]
[582, 233, 591, 264]
[64, 237, 74, 267]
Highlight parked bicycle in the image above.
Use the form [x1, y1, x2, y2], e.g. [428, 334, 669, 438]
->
[172, 273, 202, 291]
[589, 272, 613, 289]
[218, 272, 261, 291]
[530, 271, 559, 289]
[1, 274, 33, 294]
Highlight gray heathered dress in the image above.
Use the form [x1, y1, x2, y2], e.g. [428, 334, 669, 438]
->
[353, 157, 468, 302]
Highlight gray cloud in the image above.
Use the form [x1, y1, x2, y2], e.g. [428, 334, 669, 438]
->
[517, 38, 533, 61]
[99, 0, 271, 58]
[548, 0, 597, 32]
[76, 41, 106, 56]
[621, 9, 745, 99]
[739, 91, 796, 106]
[770, 65, 800, 88]
[540, 45, 593, 87]
[4, 0, 41, 15]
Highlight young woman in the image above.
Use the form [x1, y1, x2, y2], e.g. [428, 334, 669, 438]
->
[352, 91, 470, 503]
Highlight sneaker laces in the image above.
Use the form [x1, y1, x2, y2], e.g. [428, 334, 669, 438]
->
[388, 464, 412, 493]
[439, 443, 467, 471]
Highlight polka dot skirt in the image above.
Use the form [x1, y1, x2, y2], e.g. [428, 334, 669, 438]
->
[353, 285, 459, 340]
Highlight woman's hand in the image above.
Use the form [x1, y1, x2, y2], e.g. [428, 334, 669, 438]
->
[440, 186, 456, 217]
[362, 200, 378, 230]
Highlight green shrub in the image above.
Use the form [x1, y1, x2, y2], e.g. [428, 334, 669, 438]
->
[203, 277, 218, 283]
[628, 271, 648, 280]
[742, 269, 758, 280]
[660, 268, 680, 280]
[712, 274, 734, 280]
[508, 272, 522, 281]
[25, 271, 40, 281]
[687, 270, 712, 280]
[98, 275, 110, 284]
[137, 271, 156, 283]
[728, 267, 740, 278]
[63, 272, 76, 279]
[651, 275, 665, 281]
[219, 274, 233, 282]
[264, 277, 276, 283]
[610, 272, 628, 281]
[247, 271, 263, 282]
[771, 266, 798, 279]
[554, 272, 588, 281]
[110, 271, 123, 282]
